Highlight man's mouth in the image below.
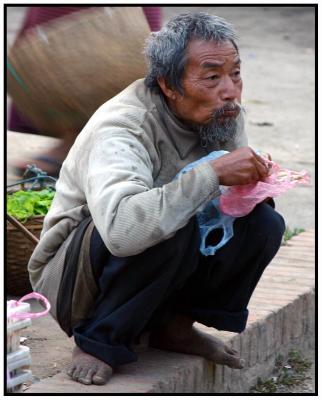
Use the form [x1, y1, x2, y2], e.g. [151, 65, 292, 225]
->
[213, 103, 241, 121]
[222, 109, 239, 118]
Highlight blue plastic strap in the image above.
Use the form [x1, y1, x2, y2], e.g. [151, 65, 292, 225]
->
[175, 150, 235, 256]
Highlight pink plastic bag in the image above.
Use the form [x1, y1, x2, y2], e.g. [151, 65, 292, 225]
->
[219, 160, 310, 217]
[7, 292, 51, 319]
[7, 292, 51, 388]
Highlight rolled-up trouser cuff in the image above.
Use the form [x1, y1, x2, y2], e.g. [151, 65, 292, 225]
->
[190, 308, 249, 333]
[73, 326, 138, 368]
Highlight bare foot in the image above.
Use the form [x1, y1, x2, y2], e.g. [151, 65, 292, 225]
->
[149, 315, 245, 369]
[66, 346, 113, 385]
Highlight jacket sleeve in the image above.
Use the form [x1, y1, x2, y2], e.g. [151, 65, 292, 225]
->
[84, 128, 221, 257]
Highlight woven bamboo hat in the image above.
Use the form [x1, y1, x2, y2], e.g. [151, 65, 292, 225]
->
[7, 7, 150, 136]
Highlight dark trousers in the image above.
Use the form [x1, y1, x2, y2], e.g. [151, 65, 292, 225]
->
[73, 203, 285, 368]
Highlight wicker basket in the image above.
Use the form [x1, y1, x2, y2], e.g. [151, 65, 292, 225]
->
[7, 6, 149, 137]
[7, 216, 43, 296]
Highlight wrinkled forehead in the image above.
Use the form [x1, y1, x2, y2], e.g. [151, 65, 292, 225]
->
[186, 39, 239, 67]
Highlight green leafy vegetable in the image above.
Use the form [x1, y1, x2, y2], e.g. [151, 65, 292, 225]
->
[7, 189, 55, 222]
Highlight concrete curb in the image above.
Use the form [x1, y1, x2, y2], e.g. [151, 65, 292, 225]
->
[24, 230, 315, 394]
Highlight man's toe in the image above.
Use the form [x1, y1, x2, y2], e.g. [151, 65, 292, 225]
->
[92, 367, 112, 385]
[78, 368, 96, 385]
[72, 366, 82, 381]
[225, 346, 239, 356]
[66, 365, 76, 378]
[92, 374, 108, 385]
[222, 352, 245, 369]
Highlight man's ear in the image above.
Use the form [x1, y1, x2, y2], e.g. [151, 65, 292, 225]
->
[157, 77, 178, 100]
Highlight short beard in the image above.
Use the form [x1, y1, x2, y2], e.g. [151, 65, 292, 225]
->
[193, 102, 243, 148]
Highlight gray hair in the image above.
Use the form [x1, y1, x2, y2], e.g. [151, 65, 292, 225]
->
[144, 12, 238, 94]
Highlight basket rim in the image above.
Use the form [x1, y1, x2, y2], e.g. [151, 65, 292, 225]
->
[7, 214, 45, 220]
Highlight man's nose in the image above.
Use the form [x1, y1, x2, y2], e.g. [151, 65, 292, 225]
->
[219, 76, 239, 101]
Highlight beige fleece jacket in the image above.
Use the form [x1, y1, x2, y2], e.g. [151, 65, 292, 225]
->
[28, 78, 247, 289]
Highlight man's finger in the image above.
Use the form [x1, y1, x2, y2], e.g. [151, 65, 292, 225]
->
[252, 149, 270, 168]
[254, 157, 269, 179]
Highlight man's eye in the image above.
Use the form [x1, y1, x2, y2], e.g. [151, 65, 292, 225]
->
[206, 75, 219, 80]
[233, 70, 241, 77]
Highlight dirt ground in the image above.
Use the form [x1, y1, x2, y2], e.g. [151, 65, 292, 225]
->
[6, 5, 316, 394]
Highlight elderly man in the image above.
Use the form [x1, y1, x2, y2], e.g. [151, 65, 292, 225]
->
[28, 12, 285, 385]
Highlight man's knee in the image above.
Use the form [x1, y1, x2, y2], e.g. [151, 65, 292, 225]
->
[150, 216, 201, 282]
[247, 203, 285, 251]
[159, 216, 200, 254]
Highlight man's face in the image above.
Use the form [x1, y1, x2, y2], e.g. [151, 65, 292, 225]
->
[167, 39, 243, 143]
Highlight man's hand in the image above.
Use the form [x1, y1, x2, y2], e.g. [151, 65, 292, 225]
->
[211, 147, 270, 186]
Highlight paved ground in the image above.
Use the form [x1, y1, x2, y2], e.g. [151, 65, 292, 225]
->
[6, 5, 316, 394]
